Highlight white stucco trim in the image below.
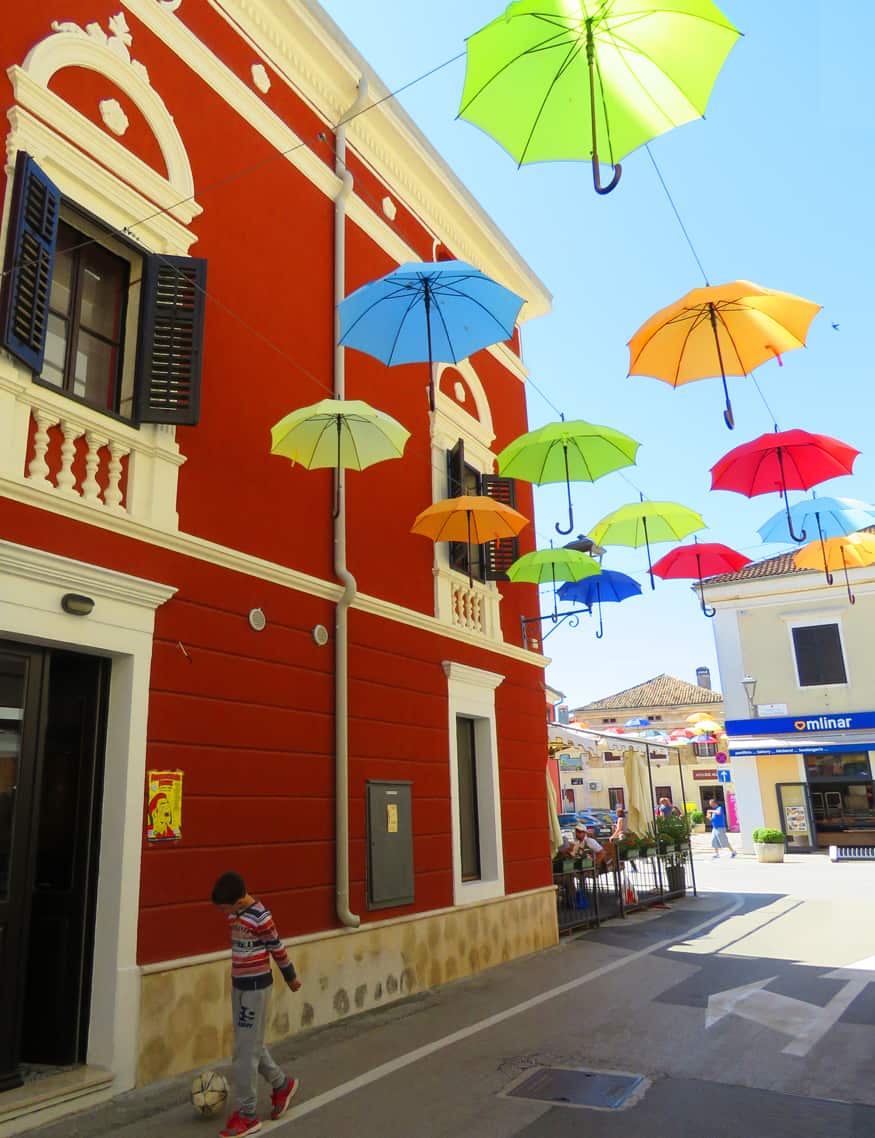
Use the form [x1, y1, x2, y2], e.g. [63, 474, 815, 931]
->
[442, 661, 505, 905]
[781, 611, 852, 692]
[0, 539, 176, 1092]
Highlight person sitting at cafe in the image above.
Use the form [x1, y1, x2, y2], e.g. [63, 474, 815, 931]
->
[572, 821, 609, 871]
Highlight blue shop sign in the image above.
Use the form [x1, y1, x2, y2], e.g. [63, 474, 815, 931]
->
[729, 743, 873, 756]
[726, 711, 875, 736]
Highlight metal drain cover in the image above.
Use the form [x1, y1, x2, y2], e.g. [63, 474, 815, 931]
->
[503, 1066, 648, 1110]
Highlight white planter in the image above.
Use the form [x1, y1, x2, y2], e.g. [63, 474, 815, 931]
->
[754, 842, 785, 863]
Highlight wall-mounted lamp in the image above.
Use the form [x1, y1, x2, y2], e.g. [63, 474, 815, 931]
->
[61, 593, 95, 617]
[741, 675, 758, 718]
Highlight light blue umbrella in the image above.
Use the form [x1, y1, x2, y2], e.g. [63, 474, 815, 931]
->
[625, 716, 651, 728]
[757, 495, 875, 583]
[558, 569, 642, 639]
[337, 261, 525, 411]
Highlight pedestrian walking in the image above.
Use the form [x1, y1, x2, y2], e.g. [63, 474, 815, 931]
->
[211, 871, 302, 1137]
[707, 799, 736, 858]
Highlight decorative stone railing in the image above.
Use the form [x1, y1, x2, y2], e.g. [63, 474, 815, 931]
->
[0, 355, 185, 531]
[434, 566, 502, 640]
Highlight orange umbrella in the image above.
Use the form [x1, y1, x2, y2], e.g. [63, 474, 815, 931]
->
[628, 281, 821, 430]
[793, 531, 875, 605]
[411, 495, 530, 585]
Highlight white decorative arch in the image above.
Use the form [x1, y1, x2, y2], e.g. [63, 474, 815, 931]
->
[19, 12, 195, 203]
[433, 359, 495, 471]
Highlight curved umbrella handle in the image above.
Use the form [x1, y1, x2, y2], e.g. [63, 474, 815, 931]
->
[701, 597, 717, 618]
[595, 598, 605, 639]
[554, 443, 574, 535]
[841, 548, 855, 605]
[697, 556, 716, 617]
[816, 516, 834, 585]
[592, 158, 622, 195]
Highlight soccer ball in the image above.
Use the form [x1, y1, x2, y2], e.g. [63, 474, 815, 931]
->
[191, 1070, 229, 1117]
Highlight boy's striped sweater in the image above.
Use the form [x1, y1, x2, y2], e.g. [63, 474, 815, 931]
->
[227, 900, 297, 990]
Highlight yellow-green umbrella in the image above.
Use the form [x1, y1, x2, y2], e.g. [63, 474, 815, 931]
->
[506, 546, 601, 585]
[271, 398, 410, 516]
[590, 499, 705, 589]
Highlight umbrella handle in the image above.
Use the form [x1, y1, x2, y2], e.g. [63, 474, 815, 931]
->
[554, 443, 575, 535]
[777, 449, 807, 543]
[595, 599, 604, 639]
[708, 304, 734, 430]
[816, 516, 834, 585]
[841, 548, 855, 605]
[592, 157, 622, 195]
[697, 557, 716, 617]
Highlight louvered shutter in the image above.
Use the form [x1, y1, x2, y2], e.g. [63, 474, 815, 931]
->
[482, 473, 519, 581]
[135, 254, 207, 425]
[0, 152, 60, 372]
[446, 439, 468, 575]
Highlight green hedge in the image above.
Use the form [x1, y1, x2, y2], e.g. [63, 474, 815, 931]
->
[752, 827, 785, 844]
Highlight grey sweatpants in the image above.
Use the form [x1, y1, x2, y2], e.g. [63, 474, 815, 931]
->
[232, 986, 287, 1117]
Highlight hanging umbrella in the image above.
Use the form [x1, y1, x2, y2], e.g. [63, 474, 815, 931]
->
[496, 418, 639, 535]
[690, 718, 722, 734]
[557, 569, 641, 638]
[628, 281, 821, 429]
[686, 712, 713, 724]
[411, 495, 530, 585]
[669, 728, 695, 740]
[625, 716, 651, 728]
[590, 499, 706, 589]
[711, 429, 861, 542]
[651, 539, 751, 617]
[793, 531, 875, 605]
[458, 0, 740, 194]
[758, 495, 875, 585]
[338, 260, 525, 412]
[270, 398, 410, 517]
[507, 546, 600, 625]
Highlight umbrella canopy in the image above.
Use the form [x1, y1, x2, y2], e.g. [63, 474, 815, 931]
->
[496, 418, 639, 535]
[758, 496, 875, 585]
[711, 429, 861, 542]
[270, 398, 410, 517]
[590, 500, 706, 589]
[669, 728, 695, 740]
[651, 540, 751, 617]
[506, 547, 601, 584]
[557, 568, 642, 638]
[459, 0, 740, 194]
[338, 260, 525, 411]
[628, 281, 821, 429]
[625, 717, 651, 728]
[690, 718, 722, 734]
[686, 712, 713, 723]
[411, 495, 530, 585]
[793, 531, 875, 605]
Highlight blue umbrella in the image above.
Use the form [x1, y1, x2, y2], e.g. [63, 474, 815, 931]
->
[337, 261, 525, 411]
[558, 569, 642, 639]
[624, 716, 651, 728]
[757, 495, 875, 584]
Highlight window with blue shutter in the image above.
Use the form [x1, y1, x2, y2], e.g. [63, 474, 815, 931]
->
[0, 152, 206, 426]
[1, 152, 60, 373]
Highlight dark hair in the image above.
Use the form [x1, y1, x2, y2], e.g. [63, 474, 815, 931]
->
[616, 808, 625, 817]
[211, 871, 246, 905]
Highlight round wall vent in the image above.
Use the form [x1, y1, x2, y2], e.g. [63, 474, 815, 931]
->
[248, 608, 267, 631]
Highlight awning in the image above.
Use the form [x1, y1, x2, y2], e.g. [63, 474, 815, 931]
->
[729, 732, 875, 757]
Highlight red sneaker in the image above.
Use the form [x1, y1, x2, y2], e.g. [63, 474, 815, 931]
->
[220, 1112, 262, 1137]
[270, 1077, 299, 1120]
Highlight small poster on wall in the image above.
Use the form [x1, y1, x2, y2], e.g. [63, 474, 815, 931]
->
[146, 770, 183, 842]
[784, 804, 808, 833]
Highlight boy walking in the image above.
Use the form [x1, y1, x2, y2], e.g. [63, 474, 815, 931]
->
[211, 871, 302, 1136]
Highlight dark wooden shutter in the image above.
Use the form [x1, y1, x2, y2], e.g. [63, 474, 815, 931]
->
[135, 254, 207, 425]
[0, 152, 60, 372]
[447, 439, 468, 575]
[482, 473, 519, 580]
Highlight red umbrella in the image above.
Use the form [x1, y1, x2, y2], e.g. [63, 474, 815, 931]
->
[651, 540, 751, 618]
[710, 429, 860, 543]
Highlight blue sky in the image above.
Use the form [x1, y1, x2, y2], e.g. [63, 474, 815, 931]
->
[320, 0, 875, 707]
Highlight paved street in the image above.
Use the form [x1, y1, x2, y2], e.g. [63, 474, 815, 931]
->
[33, 843, 875, 1138]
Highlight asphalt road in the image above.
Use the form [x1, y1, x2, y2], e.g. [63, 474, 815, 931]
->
[32, 842, 875, 1138]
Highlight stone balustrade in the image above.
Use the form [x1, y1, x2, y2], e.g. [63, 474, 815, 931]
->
[434, 566, 502, 640]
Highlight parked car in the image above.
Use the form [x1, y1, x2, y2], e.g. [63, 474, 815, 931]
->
[576, 809, 614, 839]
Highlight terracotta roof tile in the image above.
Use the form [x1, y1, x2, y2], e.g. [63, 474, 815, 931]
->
[705, 526, 875, 585]
[573, 673, 723, 712]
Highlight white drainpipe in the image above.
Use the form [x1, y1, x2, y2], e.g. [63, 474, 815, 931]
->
[332, 78, 368, 928]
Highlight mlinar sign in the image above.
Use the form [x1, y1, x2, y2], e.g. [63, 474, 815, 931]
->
[726, 711, 875, 736]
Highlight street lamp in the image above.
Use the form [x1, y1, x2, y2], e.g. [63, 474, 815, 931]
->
[741, 675, 758, 718]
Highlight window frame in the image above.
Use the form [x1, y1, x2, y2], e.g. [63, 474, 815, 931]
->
[788, 620, 849, 689]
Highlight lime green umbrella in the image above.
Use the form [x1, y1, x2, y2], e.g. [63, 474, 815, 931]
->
[590, 499, 705, 588]
[509, 546, 601, 634]
[459, 0, 740, 194]
[270, 398, 410, 516]
[496, 417, 639, 535]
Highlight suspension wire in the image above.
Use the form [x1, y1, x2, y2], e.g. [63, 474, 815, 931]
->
[750, 370, 780, 431]
[645, 145, 709, 287]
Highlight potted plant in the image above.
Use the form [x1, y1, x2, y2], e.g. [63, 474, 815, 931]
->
[752, 827, 786, 862]
[688, 808, 706, 834]
[652, 814, 692, 893]
[618, 833, 641, 860]
[638, 834, 657, 857]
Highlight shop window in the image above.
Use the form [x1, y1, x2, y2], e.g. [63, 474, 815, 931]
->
[792, 623, 847, 687]
[1, 152, 206, 425]
[446, 438, 518, 581]
[804, 753, 872, 781]
[608, 786, 625, 809]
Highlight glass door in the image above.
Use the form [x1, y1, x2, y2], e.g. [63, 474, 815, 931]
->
[776, 783, 817, 851]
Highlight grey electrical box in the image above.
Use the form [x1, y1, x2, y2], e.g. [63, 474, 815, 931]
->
[366, 780, 414, 910]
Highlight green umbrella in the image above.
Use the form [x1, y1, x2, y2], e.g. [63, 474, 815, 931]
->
[509, 546, 601, 632]
[270, 398, 410, 517]
[590, 499, 705, 588]
[496, 417, 639, 535]
[459, 0, 740, 194]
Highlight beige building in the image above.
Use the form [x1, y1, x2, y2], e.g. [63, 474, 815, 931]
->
[704, 549, 875, 852]
[571, 671, 724, 733]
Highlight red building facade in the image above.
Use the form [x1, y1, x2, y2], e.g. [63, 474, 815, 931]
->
[0, 0, 554, 1117]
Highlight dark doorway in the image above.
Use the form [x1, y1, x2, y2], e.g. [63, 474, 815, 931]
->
[700, 785, 725, 829]
[0, 643, 107, 1091]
